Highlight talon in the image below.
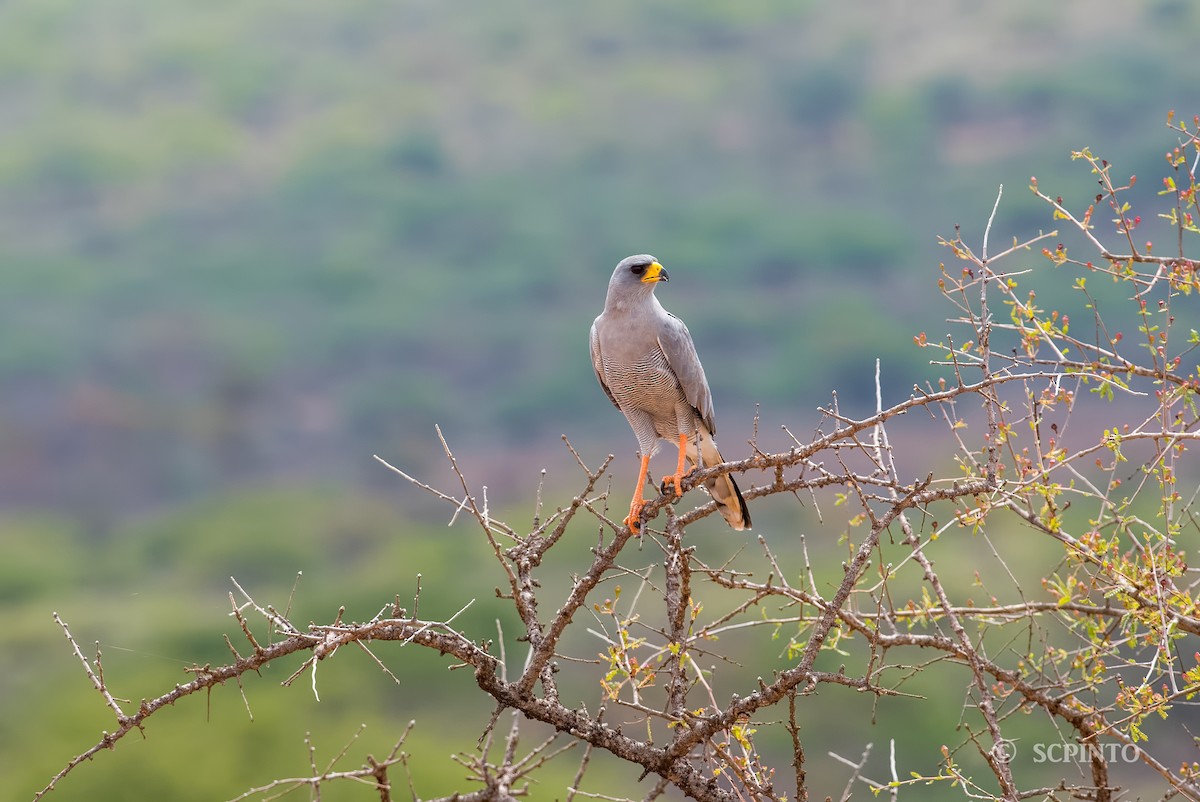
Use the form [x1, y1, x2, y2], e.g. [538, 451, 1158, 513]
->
[624, 454, 651, 534]
[660, 471, 687, 499]
[662, 432, 690, 499]
[624, 500, 645, 534]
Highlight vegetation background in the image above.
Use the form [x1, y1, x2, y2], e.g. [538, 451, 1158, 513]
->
[4, 0, 1199, 799]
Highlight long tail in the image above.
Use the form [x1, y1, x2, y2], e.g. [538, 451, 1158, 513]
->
[687, 427, 751, 530]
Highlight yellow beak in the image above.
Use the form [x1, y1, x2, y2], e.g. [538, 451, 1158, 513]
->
[640, 261, 669, 283]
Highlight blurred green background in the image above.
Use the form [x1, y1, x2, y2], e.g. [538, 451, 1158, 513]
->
[4, 0, 1199, 799]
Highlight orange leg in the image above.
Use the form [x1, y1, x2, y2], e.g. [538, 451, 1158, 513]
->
[663, 432, 688, 498]
[624, 453, 652, 533]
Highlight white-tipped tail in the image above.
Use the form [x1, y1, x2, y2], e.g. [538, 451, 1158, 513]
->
[688, 428, 751, 530]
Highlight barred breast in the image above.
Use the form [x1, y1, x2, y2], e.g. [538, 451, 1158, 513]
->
[603, 346, 696, 440]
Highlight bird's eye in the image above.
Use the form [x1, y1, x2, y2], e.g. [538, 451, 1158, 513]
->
[630, 264, 646, 275]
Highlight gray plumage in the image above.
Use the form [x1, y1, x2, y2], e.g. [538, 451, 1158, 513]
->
[590, 254, 750, 531]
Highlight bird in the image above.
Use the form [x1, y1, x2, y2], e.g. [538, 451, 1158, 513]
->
[589, 254, 751, 533]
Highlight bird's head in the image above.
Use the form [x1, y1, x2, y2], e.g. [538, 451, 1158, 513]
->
[606, 254, 669, 306]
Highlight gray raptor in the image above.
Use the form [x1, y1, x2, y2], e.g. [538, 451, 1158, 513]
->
[590, 254, 751, 532]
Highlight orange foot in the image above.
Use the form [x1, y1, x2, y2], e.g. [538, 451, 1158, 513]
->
[658, 432, 690, 499]
[660, 471, 689, 498]
[624, 497, 646, 533]
[625, 453, 652, 534]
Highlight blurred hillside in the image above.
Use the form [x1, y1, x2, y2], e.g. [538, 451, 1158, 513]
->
[4, 0, 1200, 799]
[3, 0, 1198, 524]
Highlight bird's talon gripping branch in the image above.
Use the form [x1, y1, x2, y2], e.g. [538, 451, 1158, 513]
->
[624, 452, 652, 534]
[661, 432, 690, 498]
[624, 500, 645, 533]
[672, 432, 691, 494]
